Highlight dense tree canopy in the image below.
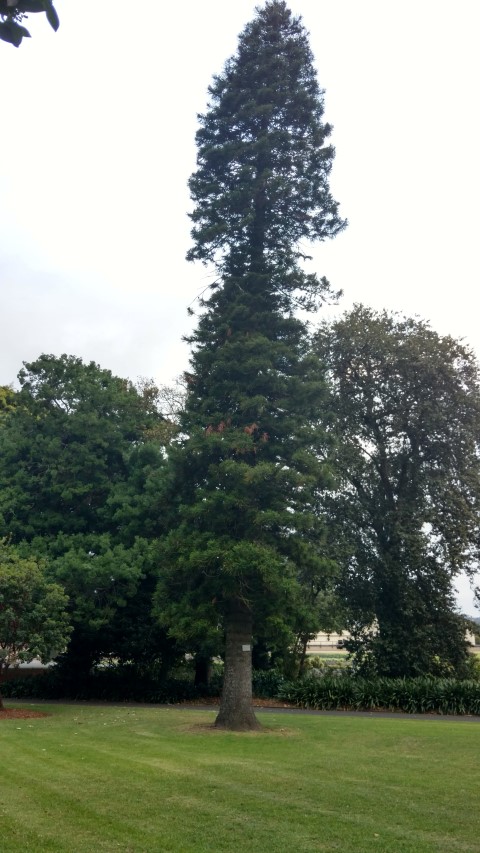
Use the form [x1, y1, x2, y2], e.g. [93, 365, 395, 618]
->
[0, 386, 16, 422]
[0, 354, 168, 541]
[157, 1, 345, 729]
[0, 355, 175, 675]
[315, 305, 480, 676]
[0, 542, 70, 707]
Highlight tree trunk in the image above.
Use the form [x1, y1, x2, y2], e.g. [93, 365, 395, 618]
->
[297, 634, 309, 678]
[215, 600, 260, 731]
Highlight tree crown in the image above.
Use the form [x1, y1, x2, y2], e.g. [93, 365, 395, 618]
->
[187, 0, 346, 308]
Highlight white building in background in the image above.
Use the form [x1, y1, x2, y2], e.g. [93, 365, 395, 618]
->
[308, 628, 477, 653]
[466, 629, 476, 646]
[307, 631, 350, 652]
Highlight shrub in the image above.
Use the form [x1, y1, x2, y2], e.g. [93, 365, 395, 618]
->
[1, 663, 222, 704]
[252, 669, 286, 698]
[279, 675, 480, 715]
[6, 664, 479, 716]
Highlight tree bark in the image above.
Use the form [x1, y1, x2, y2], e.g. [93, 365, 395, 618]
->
[215, 600, 260, 731]
[297, 634, 309, 677]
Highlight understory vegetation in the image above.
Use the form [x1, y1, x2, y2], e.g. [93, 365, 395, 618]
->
[4, 658, 480, 716]
[279, 674, 480, 716]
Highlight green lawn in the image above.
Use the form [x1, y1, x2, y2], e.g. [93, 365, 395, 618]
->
[1, 703, 478, 852]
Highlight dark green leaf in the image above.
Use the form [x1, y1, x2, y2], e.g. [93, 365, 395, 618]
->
[42, 0, 59, 31]
[0, 19, 30, 46]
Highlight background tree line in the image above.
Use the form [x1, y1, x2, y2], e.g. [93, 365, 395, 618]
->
[1, 300, 479, 699]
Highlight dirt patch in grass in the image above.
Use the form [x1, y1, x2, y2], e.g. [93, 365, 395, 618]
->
[180, 720, 299, 736]
[254, 698, 295, 709]
[0, 708, 49, 720]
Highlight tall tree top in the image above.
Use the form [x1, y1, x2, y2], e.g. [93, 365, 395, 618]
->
[187, 0, 346, 298]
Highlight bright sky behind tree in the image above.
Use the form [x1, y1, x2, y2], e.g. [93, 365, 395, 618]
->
[1, 0, 479, 612]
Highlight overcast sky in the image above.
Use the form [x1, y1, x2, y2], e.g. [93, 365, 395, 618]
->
[1, 1, 479, 612]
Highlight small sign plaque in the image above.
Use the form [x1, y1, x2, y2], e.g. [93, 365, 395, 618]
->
[242, 644, 251, 652]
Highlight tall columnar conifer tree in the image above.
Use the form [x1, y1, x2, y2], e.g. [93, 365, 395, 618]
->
[157, 1, 345, 730]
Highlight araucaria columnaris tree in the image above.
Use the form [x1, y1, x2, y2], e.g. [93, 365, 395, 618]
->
[156, 1, 345, 730]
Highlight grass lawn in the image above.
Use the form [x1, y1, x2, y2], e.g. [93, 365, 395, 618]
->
[307, 651, 347, 659]
[1, 703, 478, 852]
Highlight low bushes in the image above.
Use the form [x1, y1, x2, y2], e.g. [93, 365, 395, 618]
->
[279, 674, 480, 715]
[4, 665, 285, 704]
[252, 668, 286, 698]
[1, 664, 222, 704]
[4, 664, 480, 715]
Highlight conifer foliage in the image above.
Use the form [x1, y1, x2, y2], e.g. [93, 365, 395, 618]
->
[187, 0, 345, 297]
[157, 2, 345, 730]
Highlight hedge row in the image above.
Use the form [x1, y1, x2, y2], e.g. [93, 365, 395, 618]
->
[1, 666, 222, 704]
[279, 675, 480, 715]
[4, 668, 480, 715]
[1, 665, 286, 704]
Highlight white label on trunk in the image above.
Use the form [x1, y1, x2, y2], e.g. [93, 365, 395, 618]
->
[242, 644, 251, 652]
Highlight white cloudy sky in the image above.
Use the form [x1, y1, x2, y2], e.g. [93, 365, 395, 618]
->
[1, 1, 479, 612]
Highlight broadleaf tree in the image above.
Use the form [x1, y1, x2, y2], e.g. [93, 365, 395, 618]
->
[0, 386, 16, 422]
[315, 305, 480, 677]
[0, 355, 176, 676]
[0, 542, 70, 708]
[156, 1, 346, 730]
[0, 354, 166, 540]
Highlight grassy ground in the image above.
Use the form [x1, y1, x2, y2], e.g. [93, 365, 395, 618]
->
[1, 703, 478, 853]
[306, 651, 347, 660]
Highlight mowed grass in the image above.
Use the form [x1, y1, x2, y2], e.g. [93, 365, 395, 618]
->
[1, 704, 479, 853]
